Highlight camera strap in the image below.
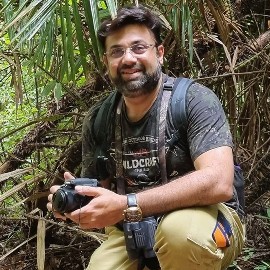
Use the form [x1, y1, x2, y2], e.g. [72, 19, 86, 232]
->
[115, 96, 126, 195]
[114, 78, 176, 194]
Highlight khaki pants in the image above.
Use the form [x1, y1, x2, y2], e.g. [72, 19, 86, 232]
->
[86, 204, 245, 270]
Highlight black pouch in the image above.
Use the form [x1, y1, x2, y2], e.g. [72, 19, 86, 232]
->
[143, 257, 160, 270]
[224, 164, 245, 221]
[234, 164, 245, 213]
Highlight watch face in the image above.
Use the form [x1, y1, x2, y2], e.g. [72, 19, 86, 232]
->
[124, 206, 142, 222]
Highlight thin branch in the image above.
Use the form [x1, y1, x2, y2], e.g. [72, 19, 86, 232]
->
[25, 213, 107, 242]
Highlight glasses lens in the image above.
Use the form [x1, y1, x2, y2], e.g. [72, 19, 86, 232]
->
[110, 47, 125, 58]
[131, 44, 149, 55]
[107, 44, 152, 58]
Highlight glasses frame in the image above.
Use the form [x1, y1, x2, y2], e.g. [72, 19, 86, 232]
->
[105, 43, 156, 59]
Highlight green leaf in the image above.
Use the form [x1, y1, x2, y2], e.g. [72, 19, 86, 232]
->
[64, 0, 75, 81]
[59, 2, 69, 81]
[42, 80, 56, 96]
[45, 16, 55, 70]
[54, 82, 62, 100]
[267, 208, 270, 218]
[82, 0, 103, 70]
[72, 0, 89, 79]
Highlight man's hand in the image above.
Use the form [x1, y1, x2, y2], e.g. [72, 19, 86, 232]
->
[47, 172, 126, 229]
[47, 171, 75, 220]
[65, 186, 126, 229]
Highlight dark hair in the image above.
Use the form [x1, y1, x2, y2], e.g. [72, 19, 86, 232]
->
[97, 5, 162, 50]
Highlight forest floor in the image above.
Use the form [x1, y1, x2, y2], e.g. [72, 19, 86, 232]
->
[0, 189, 269, 270]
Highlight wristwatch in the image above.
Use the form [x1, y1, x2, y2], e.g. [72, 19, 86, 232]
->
[123, 193, 143, 222]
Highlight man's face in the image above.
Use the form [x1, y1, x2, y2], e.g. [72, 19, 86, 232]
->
[103, 24, 164, 98]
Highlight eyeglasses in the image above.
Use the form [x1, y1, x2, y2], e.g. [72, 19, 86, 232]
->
[105, 43, 155, 59]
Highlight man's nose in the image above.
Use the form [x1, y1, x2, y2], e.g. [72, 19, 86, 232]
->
[121, 48, 137, 62]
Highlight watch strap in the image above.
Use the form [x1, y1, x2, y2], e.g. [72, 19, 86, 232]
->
[127, 193, 137, 207]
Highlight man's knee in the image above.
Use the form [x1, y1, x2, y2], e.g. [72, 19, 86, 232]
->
[153, 208, 225, 270]
[155, 209, 194, 250]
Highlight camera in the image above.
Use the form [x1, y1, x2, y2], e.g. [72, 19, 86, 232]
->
[123, 216, 157, 260]
[52, 178, 98, 214]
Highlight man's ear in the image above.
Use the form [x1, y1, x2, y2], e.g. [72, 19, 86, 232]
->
[157, 44, 164, 65]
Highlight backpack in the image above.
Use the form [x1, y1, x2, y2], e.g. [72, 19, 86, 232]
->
[93, 77, 245, 218]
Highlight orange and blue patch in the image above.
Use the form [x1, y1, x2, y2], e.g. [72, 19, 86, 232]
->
[212, 210, 232, 248]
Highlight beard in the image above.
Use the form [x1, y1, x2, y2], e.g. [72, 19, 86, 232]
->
[110, 62, 162, 98]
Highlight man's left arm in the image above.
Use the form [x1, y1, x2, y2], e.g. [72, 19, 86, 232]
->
[137, 83, 235, 216]
[136, 145, 234, 216]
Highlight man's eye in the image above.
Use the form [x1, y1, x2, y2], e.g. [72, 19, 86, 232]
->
[110, 48, 124, 57]
[132, 44, 147, 54]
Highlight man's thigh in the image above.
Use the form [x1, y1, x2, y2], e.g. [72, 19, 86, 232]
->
[87, 204, 244, 270]
[86, 226, 139, 270]
[154, 204, 244, 270]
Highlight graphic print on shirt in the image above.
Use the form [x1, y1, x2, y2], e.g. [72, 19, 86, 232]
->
[122, 134, 160, 188]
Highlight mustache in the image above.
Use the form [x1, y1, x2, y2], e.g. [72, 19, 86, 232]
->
[118, 63, 145, 72]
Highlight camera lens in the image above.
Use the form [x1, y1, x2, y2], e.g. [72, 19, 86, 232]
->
[51, 179, 96, 214]
[52, 189, 68, 213]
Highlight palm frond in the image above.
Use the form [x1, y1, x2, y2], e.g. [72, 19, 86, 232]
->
[0, 0, 120, 87]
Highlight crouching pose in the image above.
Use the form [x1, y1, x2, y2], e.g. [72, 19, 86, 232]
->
[48, 4, 245, 270]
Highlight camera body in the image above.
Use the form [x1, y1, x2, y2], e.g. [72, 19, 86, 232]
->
[52, 178, 98, 214]
[123, 216, 157, 260]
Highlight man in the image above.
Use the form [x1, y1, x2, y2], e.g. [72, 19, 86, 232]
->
[47, 4, 244, 270]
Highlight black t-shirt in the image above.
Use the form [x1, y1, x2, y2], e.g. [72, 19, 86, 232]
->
[81, 78, 233, 195]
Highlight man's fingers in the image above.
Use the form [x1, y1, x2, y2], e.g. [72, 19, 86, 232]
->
[48, 194, 53, 202]
[64, 171, 75, 180]
[47, 202, 67, 220]
[75, 186, 103, 197]
[47, 202, 53, 211]
[50, 185, 60, 194]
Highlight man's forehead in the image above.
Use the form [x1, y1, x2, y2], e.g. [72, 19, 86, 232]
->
[105, 24, 155, 47]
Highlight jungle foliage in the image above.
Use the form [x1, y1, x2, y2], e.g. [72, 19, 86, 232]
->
[0, 0, 269, 269]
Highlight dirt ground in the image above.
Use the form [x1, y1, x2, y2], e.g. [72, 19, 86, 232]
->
[1, 171, 270, 270]
[1, 202, 269, 270]
[0, 217, 100, 270]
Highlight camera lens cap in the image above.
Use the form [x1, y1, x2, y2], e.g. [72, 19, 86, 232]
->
[52, 189, 68, 213]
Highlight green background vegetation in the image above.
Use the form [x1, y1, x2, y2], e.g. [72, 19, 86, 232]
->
[0, 0, 269, 269]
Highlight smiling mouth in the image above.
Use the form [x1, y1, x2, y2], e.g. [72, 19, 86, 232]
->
[121, 69, 141, 75]
[120, 70, 142, 81]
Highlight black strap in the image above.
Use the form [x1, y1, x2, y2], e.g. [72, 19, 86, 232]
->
[94, 91, 121, 150]
[171, 77, 194, 130]
[159, 77, 194, 184]
[115, 96, 126, 194]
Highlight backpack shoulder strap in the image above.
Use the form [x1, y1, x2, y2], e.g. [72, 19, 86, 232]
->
[171, 77, 195, 130]
[159, 76, 194, 183]
[93, 90, 121, 148]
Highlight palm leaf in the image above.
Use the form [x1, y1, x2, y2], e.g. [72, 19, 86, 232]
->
[82, 0, 102, 70]
[64, 0, 75, 81]
[158, 0, 194, 63]
[0, 0, 42, 38]
[106, 0, 118, 19]
[204, 0, 231, 47]
[6, 0, 58, 48]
